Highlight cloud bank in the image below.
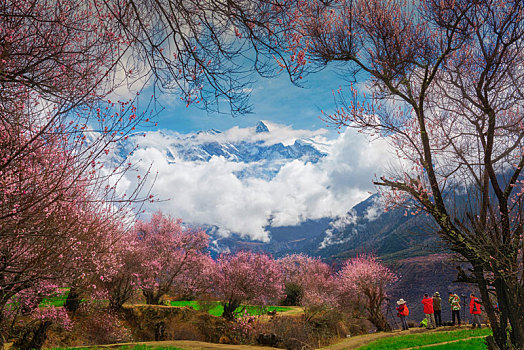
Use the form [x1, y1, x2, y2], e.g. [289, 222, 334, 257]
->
[120, 122, 396, 241]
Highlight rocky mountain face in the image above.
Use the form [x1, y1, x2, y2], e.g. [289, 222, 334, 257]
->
[209, 193, 439, 261]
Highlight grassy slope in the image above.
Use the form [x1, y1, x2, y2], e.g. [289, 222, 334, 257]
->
[355, 328, 491, 350]
[168, 300, 291, 317]
[39, 294, 292, 318]
[422, 337, 487, 350]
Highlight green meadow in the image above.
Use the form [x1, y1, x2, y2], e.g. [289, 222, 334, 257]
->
[39, 292, 291, 318]
[168, 300, 291, 317]
[356, 328, 492, 350]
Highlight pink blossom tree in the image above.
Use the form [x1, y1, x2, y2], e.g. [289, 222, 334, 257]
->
[1, 0, 298, 118]
[133, 212, 209, 305]
[278, 254, 338, 319]
[338, 255, 397, 331]
[175, 254, 216, 301]
[96, 230, 142, 311]
[0, 121, 133, 309]
[213, 251, 284, 320]
[11, 305, 72, 350]
[1, 0, 153, 338]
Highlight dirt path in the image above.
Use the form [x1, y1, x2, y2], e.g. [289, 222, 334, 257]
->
[96, 328, 435, 350]
[70, 325, 475, 350]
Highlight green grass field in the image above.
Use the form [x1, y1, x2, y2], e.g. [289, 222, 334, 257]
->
[422, 336, 487, 349]
[356, 328, 491, 350]
[39, 291, 68, 307]
[169, 300, 291, 317]
[39, 292, 291, 318]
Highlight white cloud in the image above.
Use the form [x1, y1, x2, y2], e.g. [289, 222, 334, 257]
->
[121, 123, 398, 241]
[319, 211, 358, 249]
[364, 195, 386, 221]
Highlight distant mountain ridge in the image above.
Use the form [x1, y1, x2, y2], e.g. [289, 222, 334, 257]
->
[169, 121, 326, 164]
[208, 193, 439, 262]
[125, 120, 328, 180]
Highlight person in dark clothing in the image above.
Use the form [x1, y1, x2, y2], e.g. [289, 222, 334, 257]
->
[433, 292, 442, 327]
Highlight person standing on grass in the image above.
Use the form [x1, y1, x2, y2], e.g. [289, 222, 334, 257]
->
[469, 293, 482, 328]
[433, 292, 442, 327]
[422, 293, 436, 329]
[396, 299, 409, 331]
[448, 292, 461, 325]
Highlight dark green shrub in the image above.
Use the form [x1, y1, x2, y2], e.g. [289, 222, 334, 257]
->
[282, 283, 303, 306]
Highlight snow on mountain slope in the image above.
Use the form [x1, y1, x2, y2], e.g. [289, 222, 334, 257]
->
[122, 121, 328, 180]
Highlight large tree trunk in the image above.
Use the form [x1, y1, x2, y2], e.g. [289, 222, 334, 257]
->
[503, 280, 524, 349]
[63, 286, 81, 314]
[143, 290, 163, 305]
[472, 264, 524, 350]
[222, 299, 241, 320]
[13, 320, 52, 350]
[476, 273, 507, 349]
[368, 308, 391, 332]
[108, 277, 135, 311]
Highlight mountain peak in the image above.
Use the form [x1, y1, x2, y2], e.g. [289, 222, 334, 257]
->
[196, 128, 222, 136]
[255, 121, 270, 133]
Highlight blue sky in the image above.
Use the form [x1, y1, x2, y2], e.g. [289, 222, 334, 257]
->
[155, 66, 351, 134]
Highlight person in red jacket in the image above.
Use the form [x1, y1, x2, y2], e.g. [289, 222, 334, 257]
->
[396, 299, 409, 330]
[422, 293, 436, 329]
[469, 293, 482, 328]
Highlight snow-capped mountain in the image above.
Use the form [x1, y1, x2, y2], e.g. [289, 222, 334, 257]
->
[168, 121, 326, 164]
[125, 121, 328, 180]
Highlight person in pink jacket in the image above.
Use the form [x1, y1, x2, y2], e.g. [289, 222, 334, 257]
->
[469, 293, 482, 328]
[422, 293, 436, 329]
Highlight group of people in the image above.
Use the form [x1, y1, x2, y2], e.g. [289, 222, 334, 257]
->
[395, 292, 482, 331]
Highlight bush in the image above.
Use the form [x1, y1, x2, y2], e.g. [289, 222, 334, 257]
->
[122, 305, 227, 343]
[263, 315, 309, 347]
[282, 283, 304, 306]
[256, 309, 360, 349]
[223, 311, 260, 344]
[74, 304, 132, 345]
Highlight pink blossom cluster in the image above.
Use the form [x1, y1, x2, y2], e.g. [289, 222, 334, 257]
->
[213, 250, 285, 309]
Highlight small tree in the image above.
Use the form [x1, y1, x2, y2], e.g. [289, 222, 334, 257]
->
[338, 255, 397, 331]
[213, 251, 283, 320]
[278, 254, 338, 320]
[97, 231, 142, 311]
[134, 212, 209, 305]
